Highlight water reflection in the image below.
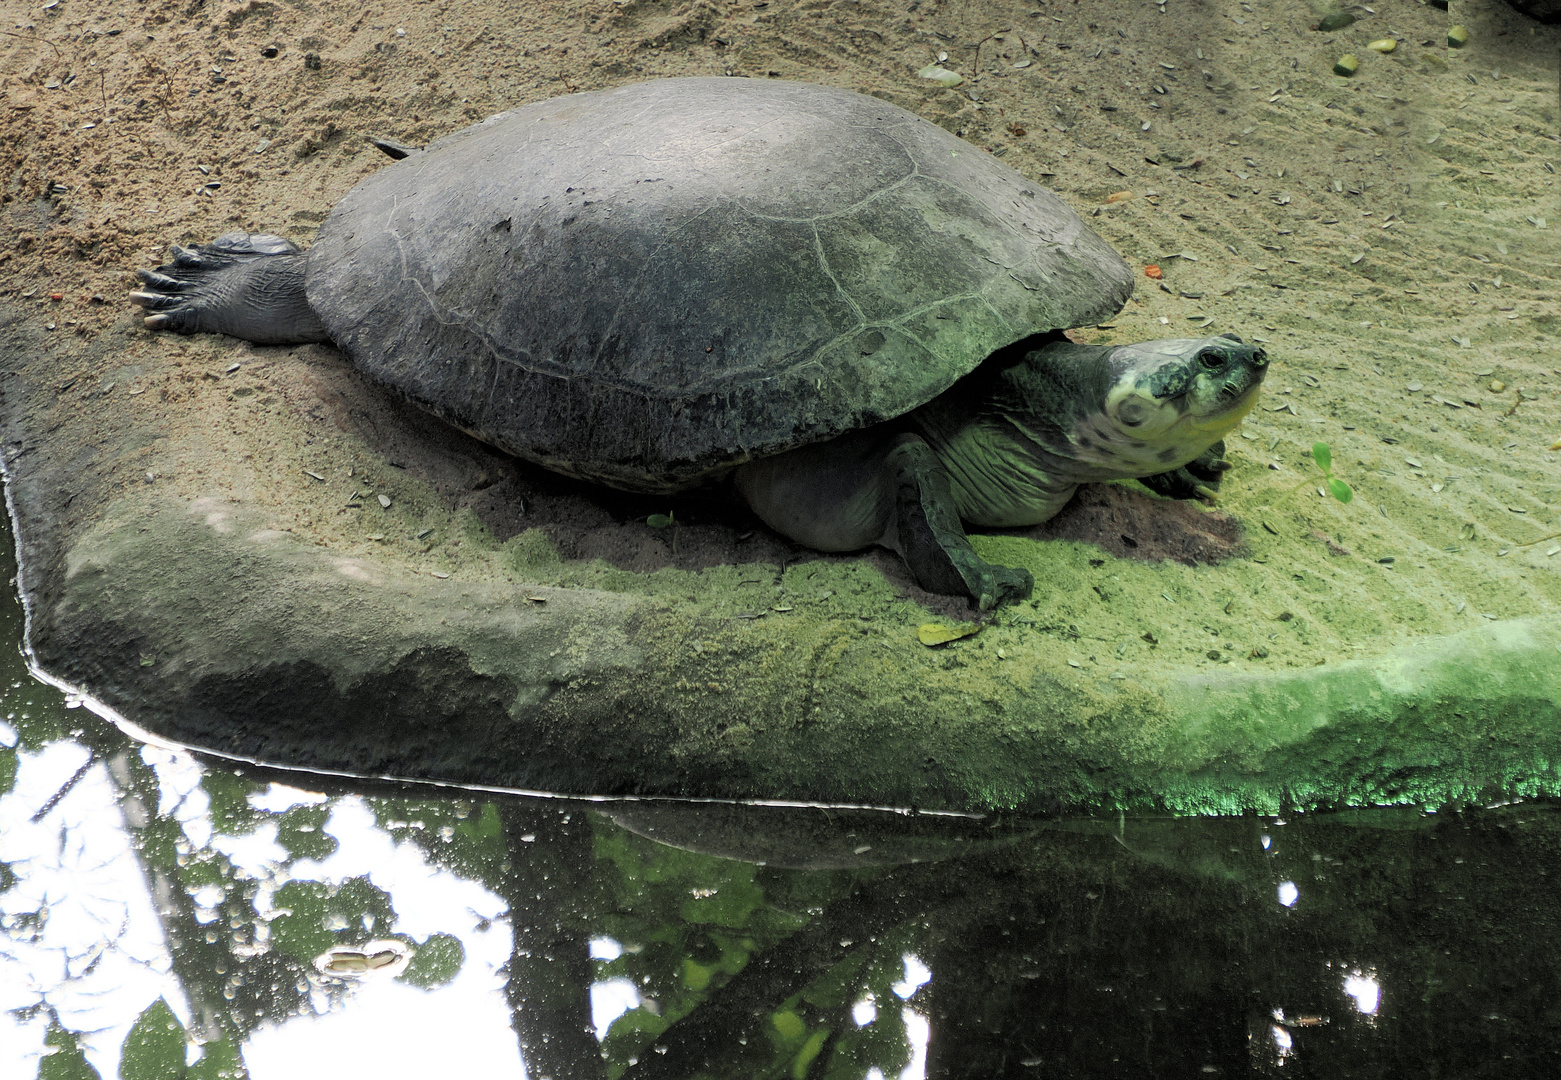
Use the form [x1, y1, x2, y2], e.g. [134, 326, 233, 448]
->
[6, 544, 1561, 1075]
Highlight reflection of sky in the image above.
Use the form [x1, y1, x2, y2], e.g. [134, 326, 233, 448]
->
[224, 794, 519, 1078]
[1345, 971, 1381, 1015]
[0, 742, 189, 1080]
[2, 743, 522, 1079]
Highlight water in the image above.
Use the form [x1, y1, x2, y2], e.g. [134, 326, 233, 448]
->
[3, 518, 1559, 1079]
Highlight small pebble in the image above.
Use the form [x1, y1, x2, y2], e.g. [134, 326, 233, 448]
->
[1448, 25, 1468, 48]
[377, 493, 392, 508]
[1490, 380, 1505, 392]
[1333, 54, 1359, 77]
[1366, 38, 1396, 53]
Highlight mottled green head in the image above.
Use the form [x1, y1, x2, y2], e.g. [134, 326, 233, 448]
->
[1070, 333, 1268, 478]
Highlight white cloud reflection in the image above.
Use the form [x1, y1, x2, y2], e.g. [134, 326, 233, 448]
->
[0, 743, 188, 1080]
[1344, 970, 1381, 1015]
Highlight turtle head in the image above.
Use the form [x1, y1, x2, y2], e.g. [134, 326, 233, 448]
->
[1102, 333, 1267, 448]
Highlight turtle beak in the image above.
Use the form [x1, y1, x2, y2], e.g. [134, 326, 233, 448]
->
[1213, 344, 1268, 408]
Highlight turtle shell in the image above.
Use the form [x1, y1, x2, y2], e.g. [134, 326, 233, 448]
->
[306, 77, 1133, 492]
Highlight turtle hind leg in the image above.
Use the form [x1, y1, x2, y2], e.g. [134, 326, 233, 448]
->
[887, 435, 1033, 611]
[129, 232, 329, 345]
[1137, 439, 1230, 501]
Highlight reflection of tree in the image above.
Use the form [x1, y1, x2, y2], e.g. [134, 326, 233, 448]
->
[0, 720, 270, 1078]
[618, 857, 955, 1080]
[494, 799, 607, 1080]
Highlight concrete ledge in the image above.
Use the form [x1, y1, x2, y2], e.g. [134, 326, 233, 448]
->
[10, 463, 1558, 813]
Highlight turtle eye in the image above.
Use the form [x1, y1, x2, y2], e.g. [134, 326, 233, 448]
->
[1197, 349, 1223, 371]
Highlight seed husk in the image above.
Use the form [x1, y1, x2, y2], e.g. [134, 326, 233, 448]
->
[916, 64, 963, 88]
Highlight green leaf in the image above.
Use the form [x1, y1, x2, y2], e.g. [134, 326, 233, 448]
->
[398, 932, 465, 988]
[1311, 442, 1332, 474]
[646, 514, 673, 529]
[791, 1028, 831, 1079]
[200, 772, 263, 836]
[1328, 478, 1354, 503]
[772, 1010, 807, 1042]
[275, 805, 338, 863]
[682, 956, 714, 991]
[187, 1036, 244, 1080]
[119, 998, 186, 1080]
[269, 877, 396, 964]
[680, 875, 765, 928]
[39, 1026, 102, 1080]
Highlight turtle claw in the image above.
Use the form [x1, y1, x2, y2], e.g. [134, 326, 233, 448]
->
[1138, 440, 1230, 501]
[129, 232, 328, 345]
[973, 562, 1035, 611]
[128, 286, 186, 311]
[134, 268, 197, 294]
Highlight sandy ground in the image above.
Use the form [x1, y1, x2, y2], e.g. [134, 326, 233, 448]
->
[1, 0, 1558, 683]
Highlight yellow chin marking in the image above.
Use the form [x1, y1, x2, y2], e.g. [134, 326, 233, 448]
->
[1185, 382, 1262, 441]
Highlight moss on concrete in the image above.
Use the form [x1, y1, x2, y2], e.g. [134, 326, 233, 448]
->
[23, 483, 1560, 814]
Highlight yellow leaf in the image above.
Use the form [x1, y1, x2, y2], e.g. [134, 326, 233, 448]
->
[918, 622, 980, 646]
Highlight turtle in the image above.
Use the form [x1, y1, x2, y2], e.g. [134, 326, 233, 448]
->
[130, 77, 1267, 610]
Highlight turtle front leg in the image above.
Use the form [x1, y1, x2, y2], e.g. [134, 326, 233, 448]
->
[130, 232, 329, 345]
[1137, 439, 1230, 502]
[886, 435, 1033, 610]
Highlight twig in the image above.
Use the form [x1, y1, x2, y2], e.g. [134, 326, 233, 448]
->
[98, 70, 107, 115]
[1, 29, 63, 61]
[31, 752, 97, 823]
[145, 58, 175, 126]
[1517, 531, 1561, 548]
[972, 26, 1013, 73]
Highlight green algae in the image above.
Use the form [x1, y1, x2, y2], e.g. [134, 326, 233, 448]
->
[31, 488, 1561, 816]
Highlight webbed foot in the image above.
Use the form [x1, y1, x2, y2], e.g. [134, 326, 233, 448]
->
[1137, 439, 1230, 502]
[889, 436, 1034, 610]
[130, 232, 329, 345]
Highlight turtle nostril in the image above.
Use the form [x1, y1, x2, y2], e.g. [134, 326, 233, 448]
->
[1251, 348, 1268, 367]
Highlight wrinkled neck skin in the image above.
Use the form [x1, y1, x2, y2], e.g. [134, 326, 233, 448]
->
[910, 335, 1266, 528]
